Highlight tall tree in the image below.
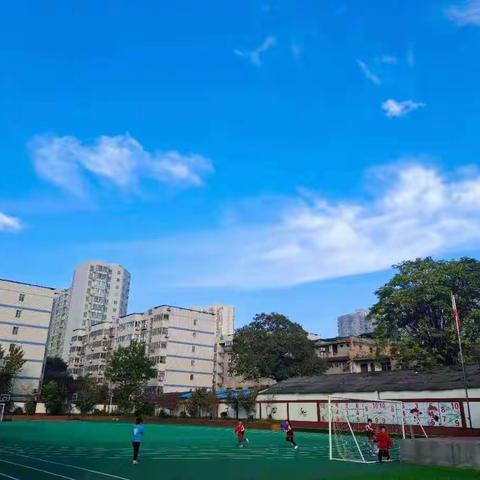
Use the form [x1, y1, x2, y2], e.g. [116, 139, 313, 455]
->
[0, 345, 26, 394]
[73, 376, 104, 415]
[42, 356, 76, 398]
[371, 257, 480, 370]
[231, 313, 326, 382]
[105, 341, 156, 415]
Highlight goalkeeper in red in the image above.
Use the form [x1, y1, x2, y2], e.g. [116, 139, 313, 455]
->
[374, 426, 393, 462]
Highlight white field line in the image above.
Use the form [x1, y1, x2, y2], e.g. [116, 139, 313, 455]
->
[0, 472, 21, 480]
[7, 454, 130, 480]
[0, 460, 75, 480]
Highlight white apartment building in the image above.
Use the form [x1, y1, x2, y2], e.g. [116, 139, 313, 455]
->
[115, 305, 218, 393]
[0, 279, 57, 397]
[67, 327, 86, 377]
[46, 288, 70, 360]
[48, 260, 130, 362]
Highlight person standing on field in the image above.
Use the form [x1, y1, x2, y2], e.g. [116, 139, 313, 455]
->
[131, 417, 144, 464]
[374, 426, 393, 463]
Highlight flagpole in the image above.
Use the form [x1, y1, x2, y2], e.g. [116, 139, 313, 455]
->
[451, 293, 472, 428]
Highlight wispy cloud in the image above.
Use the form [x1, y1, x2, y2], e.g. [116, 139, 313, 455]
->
[0, 212, 22, 232]
[379, 55, 397, 64]
[29, 134, 213, 196]
[234, 36, 277, 67]
[356, 60, 381, 85]
[382, 99, 425, 117]
[99, 163, 480, 289]
[291, 41, 303, 61]
[406, 44, 415, 67]
[446, 0, 480, 26]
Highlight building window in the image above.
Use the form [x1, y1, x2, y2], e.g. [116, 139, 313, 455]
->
[12, 326, 19, 335]
[190, 374, 194, 381]
[192, 332, 197, 338]
[18, 293, 25, 302]
[191, 346, 195, 353]
[193, 319, 197, 326]
[360, 363, 368, 373]
[9, 343, 16, 353]
[191, 360, 195, 366]
[15, 310, 21, 318]
[163, 314, 169, 321]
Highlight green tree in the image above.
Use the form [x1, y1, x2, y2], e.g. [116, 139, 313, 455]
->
[73, 377, 104, 415]
[43, 357, 75, 396]
[371, 257, 480, 370]
[105, 341, 156, 415]
[185, 388, 218, 418]
[42, 380, 66, 415]
[231, 313, 326, 382]
[0, 344, 26, 394]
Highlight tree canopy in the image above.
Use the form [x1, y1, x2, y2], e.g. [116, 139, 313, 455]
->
[231, 312, 326, 382]
[0, 344, 26, 394]
[371, 257, 480, 370]
[105, 341, 156, 415]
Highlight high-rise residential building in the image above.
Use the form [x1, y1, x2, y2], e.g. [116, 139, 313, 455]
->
[46, 289, 70, 359]
[337, 309, 375, 337]
[48, 260, 130, 362]
[113, 305, 221, 392]
[69, 304, 235, 390]
[0, 279, 58, 397]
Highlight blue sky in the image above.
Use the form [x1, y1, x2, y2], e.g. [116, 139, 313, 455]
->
[1, 0, 480, 336]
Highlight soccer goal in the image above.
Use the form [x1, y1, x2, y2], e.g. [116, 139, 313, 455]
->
[0, 394, 11, 422]
[328, 396, 406, 463]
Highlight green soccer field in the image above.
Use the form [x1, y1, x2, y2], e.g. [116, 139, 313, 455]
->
[0, 421, 478, 480]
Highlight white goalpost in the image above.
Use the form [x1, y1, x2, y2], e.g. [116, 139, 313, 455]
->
[328, 396, 406, 464]
[0, 394, 11, 422]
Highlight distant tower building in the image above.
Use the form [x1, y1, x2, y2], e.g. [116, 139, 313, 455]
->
[46, 289, 70, 359]
[337, 309, 374, 337]
[47, 260, 130, 363]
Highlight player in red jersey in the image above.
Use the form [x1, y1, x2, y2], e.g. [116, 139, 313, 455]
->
[235, 420, 248, 447]
[374, 426, 393, 462]
[285, 420, 298, 449]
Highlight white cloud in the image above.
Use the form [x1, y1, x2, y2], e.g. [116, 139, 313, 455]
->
[234, 36, 277, 67]
[382, 99, 425, 117]
[0, 212, 22, 232]
[100, 163, 480, 289]
[29, 134, 213, 196]
[446, 0, 480, 26]
[379, 55, 397, 64]
[356, 60, 381, 85]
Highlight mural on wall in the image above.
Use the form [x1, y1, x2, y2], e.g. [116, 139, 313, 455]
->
[317, 400, 463, 428]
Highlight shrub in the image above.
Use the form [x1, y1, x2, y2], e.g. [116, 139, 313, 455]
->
[25, 399, 37, 415]
[12, 406, 24, 415]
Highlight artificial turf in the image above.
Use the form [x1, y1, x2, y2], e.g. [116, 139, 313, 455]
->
[0, 420, 478, 480]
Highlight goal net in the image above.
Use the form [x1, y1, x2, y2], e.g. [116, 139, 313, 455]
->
[328, 396, 405, 463]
